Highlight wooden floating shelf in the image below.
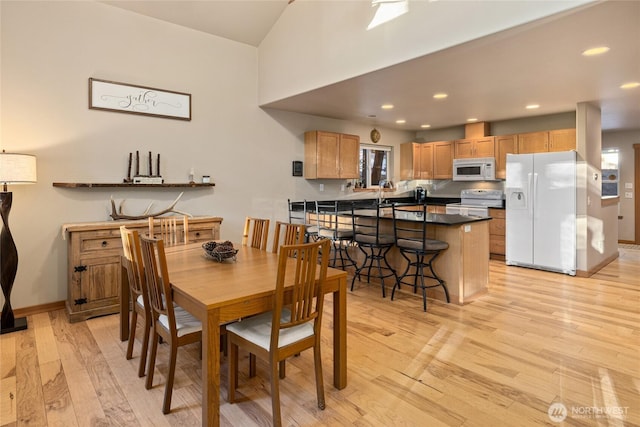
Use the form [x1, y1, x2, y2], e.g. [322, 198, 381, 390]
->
[52, 182, 215, 188]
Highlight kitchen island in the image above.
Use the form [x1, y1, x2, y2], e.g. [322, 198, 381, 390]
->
[349, 207, 490, 305]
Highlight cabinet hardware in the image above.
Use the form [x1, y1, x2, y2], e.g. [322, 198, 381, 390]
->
[74, 265, 87, 272]
[74, 298, 87, 305]
[101, 241, 108, 247]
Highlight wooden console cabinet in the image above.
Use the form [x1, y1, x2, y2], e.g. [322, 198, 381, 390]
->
[62, 216, 222, 323]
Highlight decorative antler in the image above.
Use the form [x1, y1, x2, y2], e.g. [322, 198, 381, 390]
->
[109, 192, 192, 220]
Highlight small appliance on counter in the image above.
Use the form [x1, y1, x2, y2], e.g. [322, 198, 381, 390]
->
[445, 189, 503, 218]
[414, 186, 426, 203]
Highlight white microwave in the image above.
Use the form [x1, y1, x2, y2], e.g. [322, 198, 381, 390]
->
[453, 157, 496, 181]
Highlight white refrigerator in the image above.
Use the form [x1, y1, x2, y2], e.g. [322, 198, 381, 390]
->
[505, 151, 576, 275]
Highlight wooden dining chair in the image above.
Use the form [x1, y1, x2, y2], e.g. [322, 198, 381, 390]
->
[139, 235, 202, 414]
[271, 221, 306, 254]
[227, 239, 331, 427]
[242, 216, 270, 250]
[120, 226, 151, 378]
[148, 215, 189, 246]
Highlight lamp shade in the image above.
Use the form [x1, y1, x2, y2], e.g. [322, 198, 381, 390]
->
[0, 152, 37, 185]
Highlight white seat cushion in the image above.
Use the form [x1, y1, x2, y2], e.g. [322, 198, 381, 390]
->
[159, 307, 202, 337]
[226, 309, 313, 351]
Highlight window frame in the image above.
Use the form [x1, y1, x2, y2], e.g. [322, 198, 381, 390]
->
[359, 144, 392, 189]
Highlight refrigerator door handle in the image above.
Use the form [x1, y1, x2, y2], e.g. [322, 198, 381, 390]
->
[527, 172, 534, 218]
[532, 172, 538, 219]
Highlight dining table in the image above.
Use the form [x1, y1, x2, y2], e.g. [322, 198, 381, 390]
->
[119, 242, 348, 427]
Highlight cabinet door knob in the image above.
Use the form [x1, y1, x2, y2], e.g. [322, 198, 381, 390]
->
[101, 241, 108, 247]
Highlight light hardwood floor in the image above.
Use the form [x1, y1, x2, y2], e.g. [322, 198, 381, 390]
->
[2, 249, 639, 426]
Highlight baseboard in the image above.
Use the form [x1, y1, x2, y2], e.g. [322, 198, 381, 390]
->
[7, 301, 67, 319]
[575, 251, 620, 277]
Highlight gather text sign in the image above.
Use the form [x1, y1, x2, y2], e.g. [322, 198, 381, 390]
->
[89, 78, 191, 121]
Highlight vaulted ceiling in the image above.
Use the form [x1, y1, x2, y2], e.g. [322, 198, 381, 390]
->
[102, 1, 639, 132]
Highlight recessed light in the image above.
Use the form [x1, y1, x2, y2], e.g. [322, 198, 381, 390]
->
[381, 104, 394, 110]
[467, 118, 478, 122]
[582, 46, 610, 56]
[526, 104, 540, 110]
[433, 93, 448, 99]
[420, 124, 431, 128]
[620, 82, 640, 89]
[395, 119, 406, 124]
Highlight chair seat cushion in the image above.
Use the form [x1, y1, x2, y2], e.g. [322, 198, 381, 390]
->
[397, 238, 449, 252]
[305, 225, 319, 234]
[159, 307, 202, 337]
[226, 309, 313, 351]
[318, 228, 354, 240]
[354, 233, 395, 245]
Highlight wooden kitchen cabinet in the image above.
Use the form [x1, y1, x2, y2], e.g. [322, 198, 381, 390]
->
[494, 134, 518, 179]
[400, 142, 434, 180]
[548, 128, 576, 152]
[517, 131, 548, 154]
[63, 216, 222, 322]
[517, 129, 576, 154]
[454, 137, 495, 159]
[488, 208, 505, 260]
[433, 141, 454, 179]
[304, 130, 360, 179]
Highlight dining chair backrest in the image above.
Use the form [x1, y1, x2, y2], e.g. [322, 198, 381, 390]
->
[242, 216, 270, 250]
[139, 235, 176, 336]
[148, 215, 189, 246]
[120, 226, 147, 307]
[272, 221, 306, 254]
[273, 238, 330, 347]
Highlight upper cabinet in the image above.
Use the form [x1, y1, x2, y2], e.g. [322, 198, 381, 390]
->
[494, 134, 518, 180]
[433, 141, 453, 179]
[400, 141, 453, 180]
[400, 142, 433, 180]
[548, 128, 576, 152]
[517, 129, 575, 154]
[304, 131, 360, 179]
[454, 137, 495, 159]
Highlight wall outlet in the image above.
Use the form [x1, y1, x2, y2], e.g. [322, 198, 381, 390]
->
[625, 192, 633, 199]
[340, 184, 346, 192]
[625, 182, 633, 189]
[319, 183, 324, 192]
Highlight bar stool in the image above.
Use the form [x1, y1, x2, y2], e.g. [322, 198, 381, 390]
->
[315, 201, 357, 270]
[288, 199, 318, 242]
[351, 202, 397, 297]
[392, 203, 450, 311]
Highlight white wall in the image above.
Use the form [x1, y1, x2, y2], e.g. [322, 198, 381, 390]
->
[602, 130, 639, 242]
[0, 1, 414, 311]
[259, 0, 592, 104]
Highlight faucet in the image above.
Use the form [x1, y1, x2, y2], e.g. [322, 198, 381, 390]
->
[378, 180, 387, 204]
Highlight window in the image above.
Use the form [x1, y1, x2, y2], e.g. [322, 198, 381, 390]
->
[601, 149, 619, 197]
[359, 144, 391, 188]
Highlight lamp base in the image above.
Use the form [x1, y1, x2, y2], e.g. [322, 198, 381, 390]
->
[0, 316, 27, 335]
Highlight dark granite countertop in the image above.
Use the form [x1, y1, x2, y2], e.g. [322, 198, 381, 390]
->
[290, 196, 462, 212]
[351, 210, 491, 226]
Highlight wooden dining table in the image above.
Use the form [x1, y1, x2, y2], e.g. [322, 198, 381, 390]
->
[119, 242, 348, 427]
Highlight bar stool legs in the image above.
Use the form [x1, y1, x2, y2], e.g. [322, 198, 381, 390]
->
[392, 249, 450, 311]
[327, 238, 357, 270]
[351, 243, 397, 298]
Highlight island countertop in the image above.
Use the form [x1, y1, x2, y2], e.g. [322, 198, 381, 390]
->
[351, 210, 491, 226]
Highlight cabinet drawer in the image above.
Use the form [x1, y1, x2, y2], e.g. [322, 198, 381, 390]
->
[489, 218, 505, 236]
[79, 232, 124, 254]
[490, 236, 505, 255]
[188, 228, 216, 242]
[488, 208, 505, 219]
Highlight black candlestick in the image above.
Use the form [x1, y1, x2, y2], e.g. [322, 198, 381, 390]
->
[1, 191, 27, 334]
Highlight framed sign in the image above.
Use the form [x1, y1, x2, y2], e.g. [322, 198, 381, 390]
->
[89, 78, 191, 121]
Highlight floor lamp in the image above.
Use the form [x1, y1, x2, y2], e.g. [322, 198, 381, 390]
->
[0, 150, 37, 335]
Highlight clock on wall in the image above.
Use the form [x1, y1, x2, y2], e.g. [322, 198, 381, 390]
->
[370, 128, 381, 143]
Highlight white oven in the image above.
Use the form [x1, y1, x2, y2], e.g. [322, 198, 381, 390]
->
[445, 189, 504, 218]
[453, 157, 496, 181]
